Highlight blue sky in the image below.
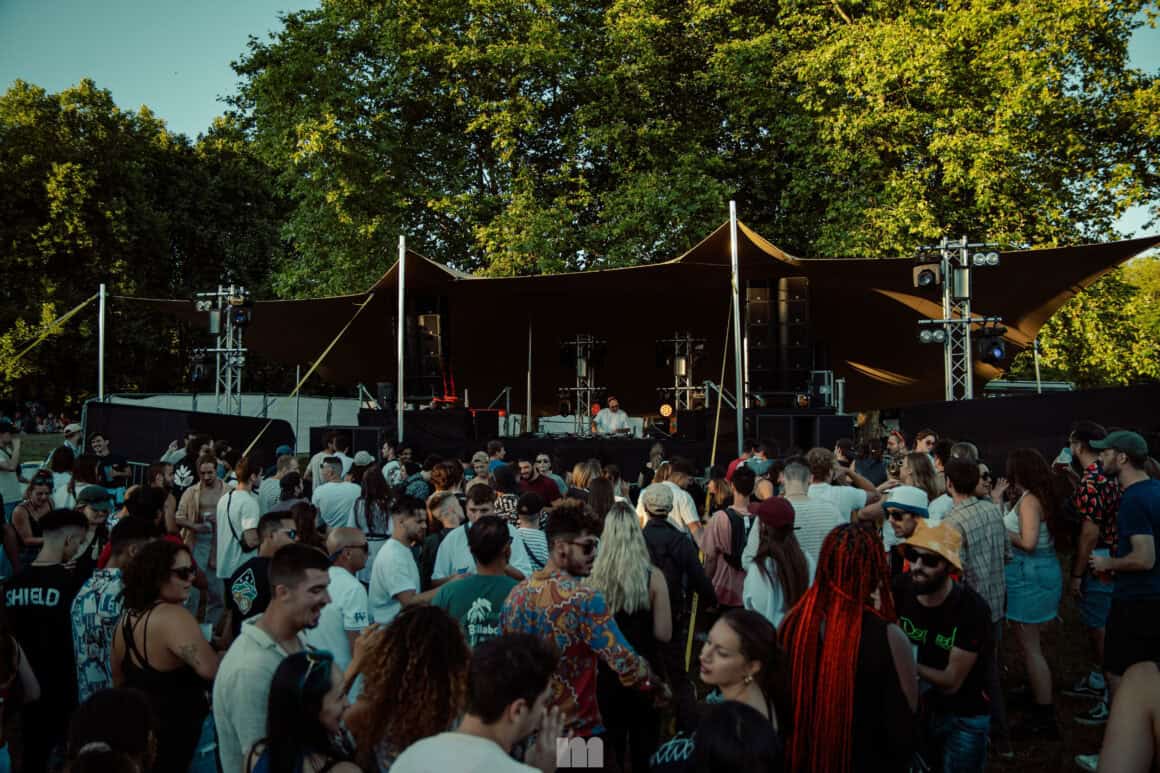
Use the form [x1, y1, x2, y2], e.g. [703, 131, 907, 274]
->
[1, 0, 1156, 236]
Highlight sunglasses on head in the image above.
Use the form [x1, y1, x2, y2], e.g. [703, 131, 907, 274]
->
[903, 547, 945, 568]
[170, 566, 197, 581]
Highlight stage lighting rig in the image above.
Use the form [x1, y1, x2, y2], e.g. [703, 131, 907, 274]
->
[911, 237, 1005, 400]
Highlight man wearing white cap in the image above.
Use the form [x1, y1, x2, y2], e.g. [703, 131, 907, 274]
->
[883, 485, 929, 575]
[62, 423, 84, 459]
[893, 521, 993, 773]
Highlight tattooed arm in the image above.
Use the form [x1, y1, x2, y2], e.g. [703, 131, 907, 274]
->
[168, 606, 221, 681]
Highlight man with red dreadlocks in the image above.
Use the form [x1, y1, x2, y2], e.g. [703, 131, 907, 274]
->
[780, 523, 918, 772]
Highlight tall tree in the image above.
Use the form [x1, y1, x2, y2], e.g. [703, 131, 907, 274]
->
[232, 0, 1159, 294]
[0, 80, 290, 402]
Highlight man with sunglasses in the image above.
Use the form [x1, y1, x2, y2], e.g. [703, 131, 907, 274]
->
[221, 512, 299, 645]
[304, 527, 370, 671]
[893, 521, 993, 773]
[501, 500, 667, 739]
[883, 486, 929, 575]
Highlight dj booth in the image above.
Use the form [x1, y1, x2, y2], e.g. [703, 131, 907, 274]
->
[501, 438, 708, 482]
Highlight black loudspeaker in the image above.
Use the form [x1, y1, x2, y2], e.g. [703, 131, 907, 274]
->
[376, 382, 395, 407]
[310, 426, 385, 457]
[778, 277, 811, 392]
[746, 282, 776, 393]
[748, 412, 853, 455]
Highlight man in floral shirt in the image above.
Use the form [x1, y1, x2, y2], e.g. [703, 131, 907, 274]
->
[501, 499, 667, 738]
[1065, 421, 1121, 724]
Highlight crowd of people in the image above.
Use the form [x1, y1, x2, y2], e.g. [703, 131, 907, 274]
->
[0, 422, 1156, 772]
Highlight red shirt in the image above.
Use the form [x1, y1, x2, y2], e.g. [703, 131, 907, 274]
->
[520, 473, 562, 504]
[725, 455, 749, 482]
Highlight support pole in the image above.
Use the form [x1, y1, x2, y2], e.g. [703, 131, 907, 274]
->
[98, 283, 106, 400]
[1033, 338, 1043, 394]
[526, 321, 533, 433]
[295, 365, 302, 451]
[729, 201, 745, 458]
[396, 236, 406, 444]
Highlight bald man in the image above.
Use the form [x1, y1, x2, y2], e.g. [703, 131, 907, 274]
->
[303, 527, 371, 671]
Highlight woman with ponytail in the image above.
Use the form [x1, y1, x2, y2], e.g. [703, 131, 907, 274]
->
[780, 523, 918, 773]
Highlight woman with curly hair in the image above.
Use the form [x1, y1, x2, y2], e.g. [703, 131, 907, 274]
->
[247, 649, 359, 773]
[112, 539, 219, 773]
[587, 501, 671, 772]
[346, 605, 470, 770]
[780, 523, 917, 772]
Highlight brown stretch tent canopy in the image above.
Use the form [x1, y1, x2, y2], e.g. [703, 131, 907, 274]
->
[133, 223, 1160, 412]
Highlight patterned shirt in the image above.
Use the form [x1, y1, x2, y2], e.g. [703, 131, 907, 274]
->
[944, 497, 1010, 623]
[71, 568, 124, 702]
[1073, 462, 1120, 554]
[501, 568, 654, 736]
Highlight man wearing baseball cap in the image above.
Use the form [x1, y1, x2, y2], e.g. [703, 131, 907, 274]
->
[640, 482, 716, 732]
[61, 422, 84, 458]
[893, 521, 994, 773]
[1087, 430, 1160, 698]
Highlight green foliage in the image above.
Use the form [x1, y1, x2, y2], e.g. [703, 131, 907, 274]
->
[0, 80, 290, 402]
[232, 0, 1160, 293]
[1008, 259, 1160, 387]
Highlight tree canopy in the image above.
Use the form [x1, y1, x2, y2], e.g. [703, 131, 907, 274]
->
[232, 0, 1160, 297]
[0, 79, 290, 402]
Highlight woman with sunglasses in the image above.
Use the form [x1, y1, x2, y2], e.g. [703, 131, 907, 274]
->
[247, 649, 359, 773]
[112, 539, 219, 772]
[12, 472, 53, 566]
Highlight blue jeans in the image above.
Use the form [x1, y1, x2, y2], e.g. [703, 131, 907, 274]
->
[926, 712, 990, 773]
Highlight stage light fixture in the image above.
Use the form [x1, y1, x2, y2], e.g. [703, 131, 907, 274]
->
[975, 322, 1008, 365]
[659, 403, 674, 418]
[972, 251, 1000, 267]
[918, 328, 947, 344]
[912, 262, 942, 289]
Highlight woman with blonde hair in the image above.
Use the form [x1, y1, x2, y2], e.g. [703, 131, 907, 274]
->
[587, 501, 671, 772]
[901, 451, 941, 502]
[567, 459, 602, 502]
[465, 451, 490, 491]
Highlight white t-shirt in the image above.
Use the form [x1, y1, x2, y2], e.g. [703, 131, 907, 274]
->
[807, 482, 867, 520]
[303, 566, 369, 671]
[636, 481, 700, 533]
[0, 447, 22, 505]
[369, 538, 420, 624]
[787, 496, 844, 564]
[743, 552, 817, 629]
[312, 481, 362, 531]
[432, 522, 534, 581]
[392, 732, 538, 773]
[928, 494, 953, 524]
[594, 408, 630, 435]
[216, 489, 261, 579]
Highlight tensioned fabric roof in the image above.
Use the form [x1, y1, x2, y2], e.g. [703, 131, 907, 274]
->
[132, 224, 1160, 411]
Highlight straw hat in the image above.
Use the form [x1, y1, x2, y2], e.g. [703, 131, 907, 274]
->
[903, 520, 963, 571]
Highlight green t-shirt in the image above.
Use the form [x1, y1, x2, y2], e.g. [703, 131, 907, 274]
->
[432, 573, 518, 648]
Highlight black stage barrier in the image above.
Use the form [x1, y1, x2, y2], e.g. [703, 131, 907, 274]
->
[83, 401, 296, 467]
[309, 425, 386, 458]
[897, 383, 1160, 467]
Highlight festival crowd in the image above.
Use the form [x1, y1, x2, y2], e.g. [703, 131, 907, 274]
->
[0, 420, 1156, 773]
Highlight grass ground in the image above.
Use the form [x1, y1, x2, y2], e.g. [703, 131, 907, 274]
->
[993, 555, 1105, 771]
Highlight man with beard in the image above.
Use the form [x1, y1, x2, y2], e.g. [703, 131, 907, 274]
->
[893, 521, 992, 773]
[212, 543, 332, 773]
[501, 500, 667, 739]
[517, 457, 561, 505]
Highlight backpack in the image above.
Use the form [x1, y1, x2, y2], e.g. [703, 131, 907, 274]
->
[722, 507, 755, 571]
